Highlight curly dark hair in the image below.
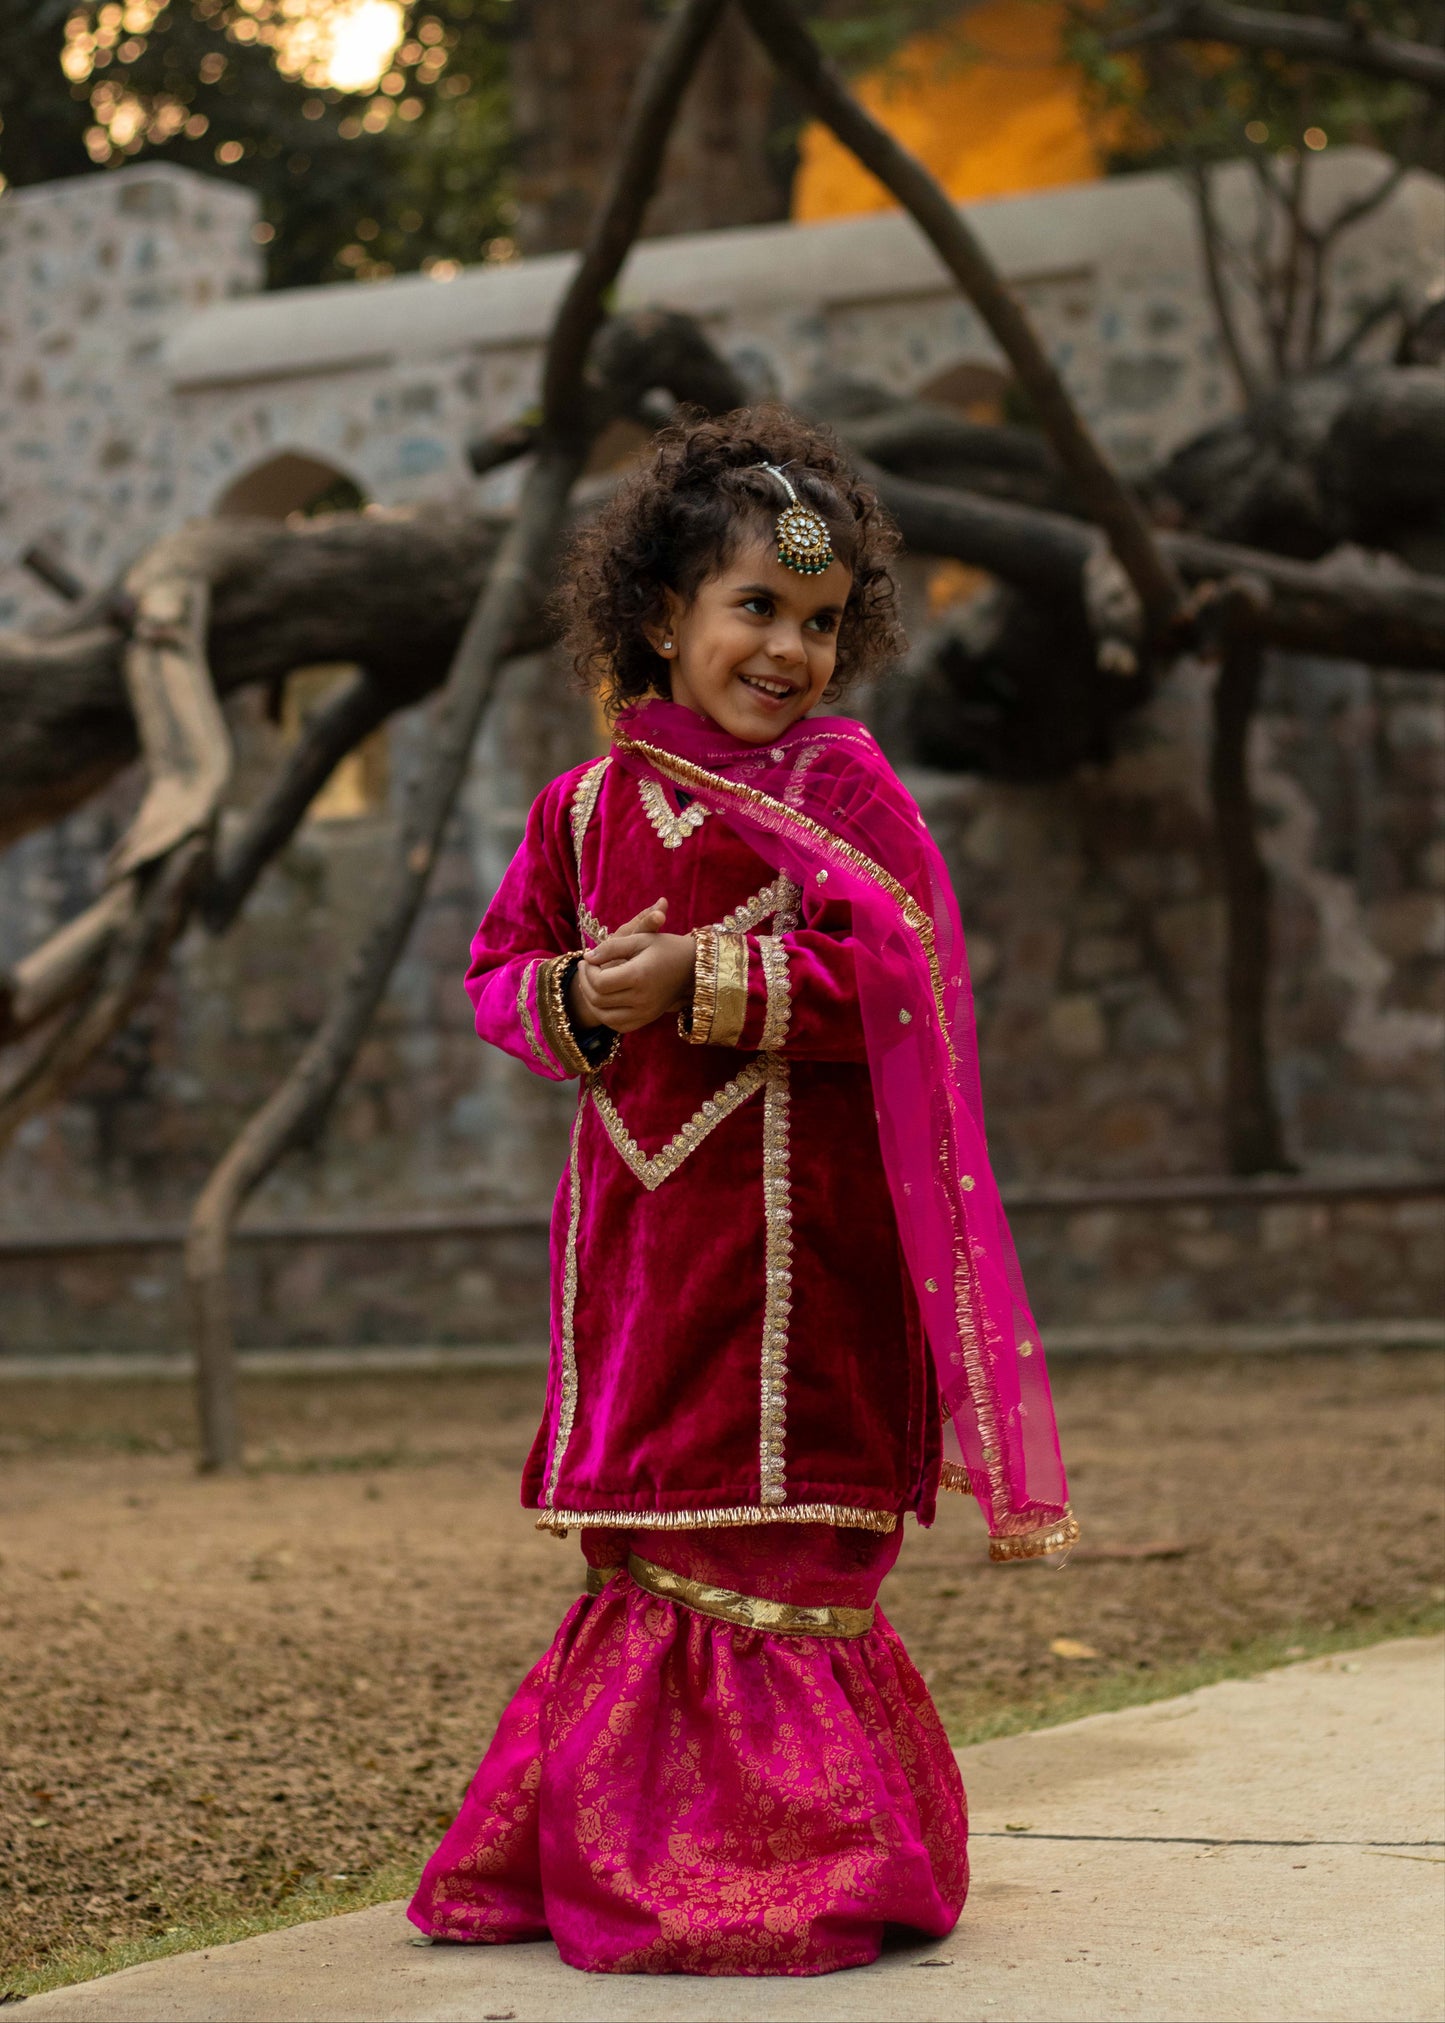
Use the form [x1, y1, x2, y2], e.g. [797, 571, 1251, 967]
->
[555, 405, 906, 715]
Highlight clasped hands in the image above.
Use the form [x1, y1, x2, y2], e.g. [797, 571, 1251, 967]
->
[567, 897, 696, 1034]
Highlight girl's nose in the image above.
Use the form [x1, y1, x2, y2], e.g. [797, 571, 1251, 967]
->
[768, 627, 807, 669]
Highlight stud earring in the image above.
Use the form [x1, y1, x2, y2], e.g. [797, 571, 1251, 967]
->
[662, 638, 673, 653]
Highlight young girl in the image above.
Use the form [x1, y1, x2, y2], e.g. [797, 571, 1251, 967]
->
[407, 409, 1076, 1977]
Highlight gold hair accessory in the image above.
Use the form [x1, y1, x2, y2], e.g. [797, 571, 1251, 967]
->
[755, 463, 834, 577]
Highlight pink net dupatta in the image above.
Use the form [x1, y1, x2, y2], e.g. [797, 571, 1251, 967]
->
[611, 700, 1076, 1561]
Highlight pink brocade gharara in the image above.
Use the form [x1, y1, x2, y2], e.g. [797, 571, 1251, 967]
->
[610, 702, 1074, 1559]
[407, 1525, 967, 1975]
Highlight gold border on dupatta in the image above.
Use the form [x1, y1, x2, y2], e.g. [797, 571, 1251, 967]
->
[612, 736, 1016, 1525]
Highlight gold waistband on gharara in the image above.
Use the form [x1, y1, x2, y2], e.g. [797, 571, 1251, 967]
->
[621, 1553, 876, 1638]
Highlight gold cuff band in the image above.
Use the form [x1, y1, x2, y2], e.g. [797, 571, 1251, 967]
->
[939, 1459, 971, 1496]
[681, 925, 718, 1044]
[988, 1510, 1080, 1561]
[711, 931, 750, 1047]
[627, 1553, 875, 1639]
[538, 953, 594, 1077]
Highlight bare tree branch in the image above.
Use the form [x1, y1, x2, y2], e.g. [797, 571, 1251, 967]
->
[735, 0, 1186, 637]
[1189, 163, 1265, 404]
[201, 669, 398, 934]
[1104, 1, 1445, 95]
[182, 0, 731, 1472]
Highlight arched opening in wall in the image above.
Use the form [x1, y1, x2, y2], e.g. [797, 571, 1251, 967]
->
[215, 450, 366, 522]
[216, 453, 384, 821]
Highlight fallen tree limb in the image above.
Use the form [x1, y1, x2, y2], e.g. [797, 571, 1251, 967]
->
[181, 0, 731, 1472]
[1102, 0, 1445, 94]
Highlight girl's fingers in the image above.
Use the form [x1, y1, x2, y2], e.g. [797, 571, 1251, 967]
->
[587, 900, 667, 963]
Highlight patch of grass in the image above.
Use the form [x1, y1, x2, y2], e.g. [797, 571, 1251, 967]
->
[8, 1611, 1441, 2002]
[941, 1603, 1445, 1749]
[241, 1444, 459, 1475]
[0, 1859, 425, 2003]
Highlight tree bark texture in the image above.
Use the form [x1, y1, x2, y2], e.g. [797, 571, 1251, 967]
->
[736, 0, 1187, 638]
[1104, 1, 1445, 95]
[182, 0, 731, 1470]
[510, 0, 787, 256]
[1209, 616, 1292, 1175]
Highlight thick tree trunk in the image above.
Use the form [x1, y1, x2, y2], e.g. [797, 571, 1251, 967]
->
[1209, 626, 1292, 1176]
[510, 0, 787, 255]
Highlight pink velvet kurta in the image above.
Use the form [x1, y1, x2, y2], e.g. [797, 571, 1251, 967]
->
[465, 753, 941, 1536]
[411, 750, 969, 1975]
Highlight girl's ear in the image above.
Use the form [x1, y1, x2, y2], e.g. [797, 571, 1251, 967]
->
[643, 589, 685, 660]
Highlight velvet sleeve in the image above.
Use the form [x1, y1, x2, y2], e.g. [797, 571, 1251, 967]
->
[684, 893, 867, 1063]
[463, 769, 617, 1081]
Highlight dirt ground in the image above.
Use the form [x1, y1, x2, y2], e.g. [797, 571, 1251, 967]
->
[3, 1349, 1442, 1985]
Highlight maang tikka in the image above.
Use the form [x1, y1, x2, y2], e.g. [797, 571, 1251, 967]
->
[753, 463, 835, 577]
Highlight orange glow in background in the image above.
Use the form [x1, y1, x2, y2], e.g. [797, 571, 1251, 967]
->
[792, 0, 1103, 221]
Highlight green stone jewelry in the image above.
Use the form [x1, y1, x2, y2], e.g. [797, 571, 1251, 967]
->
[755, 463, 835, 577]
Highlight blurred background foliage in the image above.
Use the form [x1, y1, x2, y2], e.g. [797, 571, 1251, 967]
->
[0, 0, 1438, 289]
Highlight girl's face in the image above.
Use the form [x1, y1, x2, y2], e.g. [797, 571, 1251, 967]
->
[647, 532, 852, 744]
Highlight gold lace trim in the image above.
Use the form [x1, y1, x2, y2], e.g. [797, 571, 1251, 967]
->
[569, 756, 610, 875]
[578, 902, 608, 946]
[988, 1511, 1080, 1562]
[615, 738, 954, 1066]
[758, 935, 791, 1051]
[536, 1501, 898, 1535]
[714, 873, 802, 935]
[515, 958, 554, 1074]
[612, 738, 1011, 1521]
[939, 1459, 971, 1496]
[589, 1061, 767, 1191]
[542, 1100, 587, 1507]
[759, 1057, 791, 1506]
[626, 1554, 875, 1639]
[537, 953, 593, 1079]
[639, 774, 709, 848]
[712, 931, 749, 1048]
[684, 924, 720, 1045]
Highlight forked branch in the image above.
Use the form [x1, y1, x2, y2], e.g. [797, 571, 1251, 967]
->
[736, 0, 1186, 636]
[181, 0, 731, 1471]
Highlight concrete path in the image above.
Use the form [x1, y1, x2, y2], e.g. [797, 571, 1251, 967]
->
[22, 1637, 1445, 2023]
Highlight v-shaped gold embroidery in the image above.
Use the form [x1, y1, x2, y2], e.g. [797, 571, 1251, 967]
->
[590, 1061, 767, 1191]
[639, 775, 709, 848]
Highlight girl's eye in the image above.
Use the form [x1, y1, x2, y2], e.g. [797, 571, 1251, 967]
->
[742, 595, 772, 616]
[806, 612, 838, 635]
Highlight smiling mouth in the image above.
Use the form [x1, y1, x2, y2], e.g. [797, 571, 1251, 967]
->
[738, 671, 798, 701]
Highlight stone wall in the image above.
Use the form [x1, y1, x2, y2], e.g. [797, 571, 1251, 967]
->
[0, 167, 261, 629]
